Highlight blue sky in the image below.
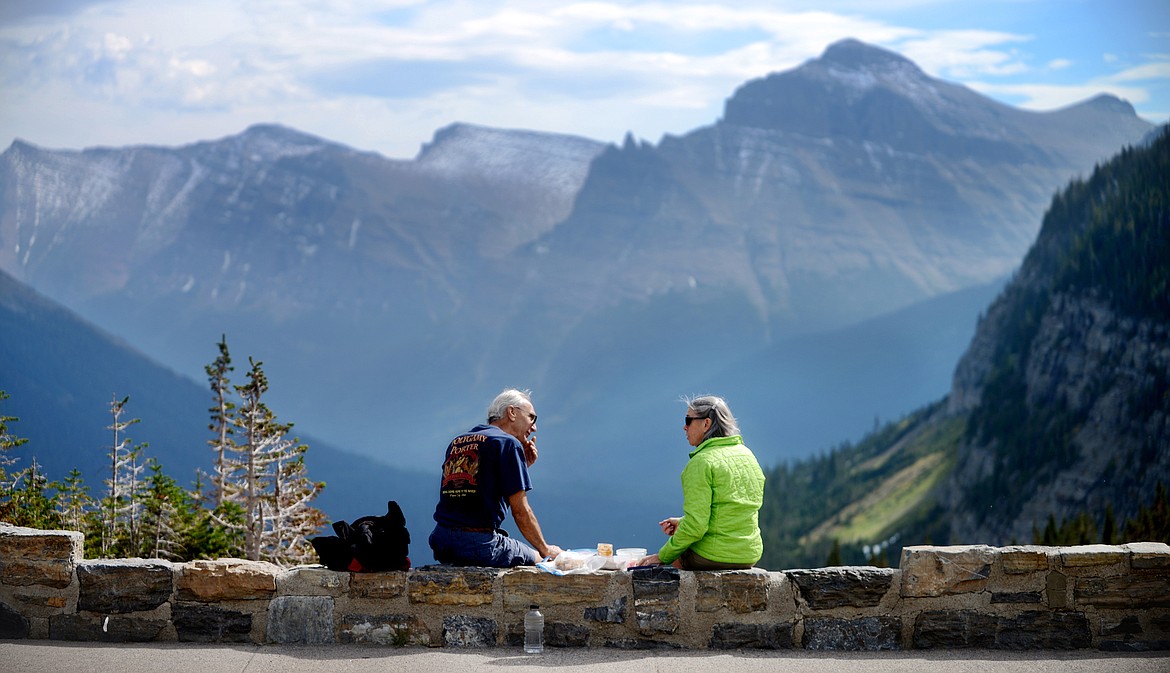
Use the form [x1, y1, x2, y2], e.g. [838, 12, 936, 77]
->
[1, 0, 1166, 158]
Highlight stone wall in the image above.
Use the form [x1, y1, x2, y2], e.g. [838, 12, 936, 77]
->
[2, 524, 1167, 651]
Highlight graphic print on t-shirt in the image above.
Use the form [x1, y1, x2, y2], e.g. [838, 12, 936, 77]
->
[441, 433, 485, 495]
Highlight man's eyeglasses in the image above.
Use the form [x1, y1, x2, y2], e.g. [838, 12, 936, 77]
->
[514, 406, 537, 424]
[684, 416, 706, 426]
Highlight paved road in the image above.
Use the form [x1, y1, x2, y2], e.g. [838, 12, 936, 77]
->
[2, 641, 1167, 673]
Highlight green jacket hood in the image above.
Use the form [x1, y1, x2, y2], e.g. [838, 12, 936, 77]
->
[689, 434, 744, 458]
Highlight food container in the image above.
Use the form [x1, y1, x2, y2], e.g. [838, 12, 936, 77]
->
[615, 547, 648, 569]
[597, 543, 613, 556]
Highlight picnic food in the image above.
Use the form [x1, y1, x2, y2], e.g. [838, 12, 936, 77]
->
[555, 552, 588, 571]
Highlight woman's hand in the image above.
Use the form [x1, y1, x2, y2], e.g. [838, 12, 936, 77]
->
[659, 517, 681, 536]
[636, 553, 661, 566]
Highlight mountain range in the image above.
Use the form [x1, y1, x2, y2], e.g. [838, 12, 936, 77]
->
[0, 39, 1159, 558]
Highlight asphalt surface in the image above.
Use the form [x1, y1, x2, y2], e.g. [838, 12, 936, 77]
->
[2, 641, 1167, 673]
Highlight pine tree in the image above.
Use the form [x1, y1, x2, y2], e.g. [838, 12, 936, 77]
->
[3, 392, 100, 545]
[220, 357, 325, 565]
[100, 395, 145, 557]
[825, 539, 843, 566]
[0, 390, 29, 522]
[0, 390, 26, 475]
[264, 450, 327, 565]
[1124, 482, 1170, 544]
[1102, 504, 1116, 545]
[56, 468, 93, 533]
[4, 458, 61, 529]
[139, 460, 192, 560]
[206, 335, 238, 509]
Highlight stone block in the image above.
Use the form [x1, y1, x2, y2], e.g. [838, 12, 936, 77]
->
[1127, 542, 1170, 570]
[584, 596, 627, 623]
[0, 526, 82, 589]
[695, 569, 768, 613]
[408, 566, 497, 606]
[914, 608, 1091, 650]
[277, 566, 347, 597]
[338, 613, 431, 646]
[1153, 613, 1170, 634]
[267, 595, 335, 644]
[1047, 572, 1069, 609]
[26, 616, 48, 640]
[994, 611, 1091, 649]
[504, 611, 593, 648]
[913, 610, 997, 649]
[1058, 545, 1128, 569]
[1100, 615, 1143, 637]
[1099, 639, 1170, 652]
[631, 566, 679, 634]
[7, 587, 73, 617]
[999, 546, 1050, 574]
[990, 591, 1043, 604]
[0, 558, 74, 590]
[77, 559, 174, 613]
[803, 616, 901, 650]
[1074, 574, 1170, 608]
[547, 621, 590, 647]
[502, 566, 610, 609]
[443, 615, 497, 647]
[0, 601, 30, 639]
[349, 571, 406, 599]
[900, 546, 994, 597]
[709, 622, 794, 649]
[788, 567, 895, 609]
[49, 613, 168, 642]
[176, 559, 279, 601]
[172, 603, 253, 642]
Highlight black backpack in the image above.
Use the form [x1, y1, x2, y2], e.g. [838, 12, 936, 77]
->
[311, 500, 411, 572]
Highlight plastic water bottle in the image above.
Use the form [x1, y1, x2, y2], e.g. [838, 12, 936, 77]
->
[524, 605, 543, 654]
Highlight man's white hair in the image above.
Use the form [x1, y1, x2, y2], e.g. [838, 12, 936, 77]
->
[487, 388, 532, 423]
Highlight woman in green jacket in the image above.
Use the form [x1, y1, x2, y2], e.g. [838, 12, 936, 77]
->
[641, 395, 765, 570]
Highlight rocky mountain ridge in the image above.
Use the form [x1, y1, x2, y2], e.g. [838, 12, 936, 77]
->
[0, 39, 1156, 478]
[506, 40, 1152, 345]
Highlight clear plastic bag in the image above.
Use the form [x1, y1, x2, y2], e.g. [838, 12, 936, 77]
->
[536, 549, 637, 575]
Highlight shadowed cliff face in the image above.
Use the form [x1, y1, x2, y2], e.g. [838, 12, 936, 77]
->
[943, 128, 1170, 543]
[947, 291, 1170, 543]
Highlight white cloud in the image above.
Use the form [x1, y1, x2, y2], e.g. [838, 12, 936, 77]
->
[896, 30, 1032, 78]
[0, 0, 1165, 156]
[968, 80, 1149, 111]
[1111, 60, 1170, 83]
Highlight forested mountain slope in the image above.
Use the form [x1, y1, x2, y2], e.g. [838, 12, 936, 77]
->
[759, 127, 1169, 569]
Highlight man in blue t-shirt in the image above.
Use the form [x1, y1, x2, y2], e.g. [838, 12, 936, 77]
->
[429, 389, 564, 566]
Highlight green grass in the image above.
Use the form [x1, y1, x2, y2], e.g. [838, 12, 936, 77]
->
[800, 415, 964, 549]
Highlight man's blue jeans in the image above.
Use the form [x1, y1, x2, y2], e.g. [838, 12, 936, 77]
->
[429, 524, 540, 567]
